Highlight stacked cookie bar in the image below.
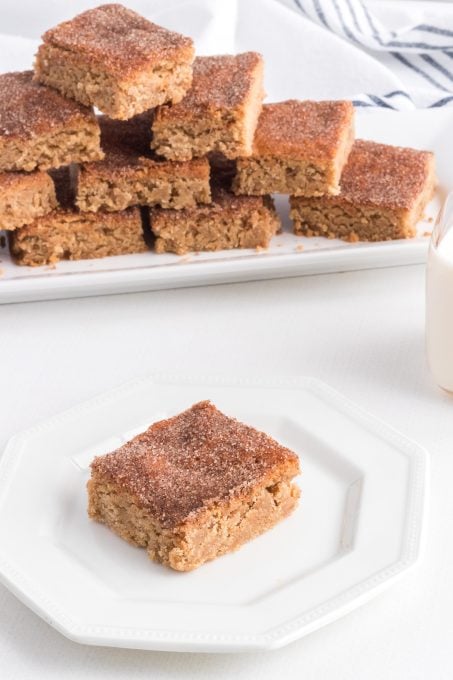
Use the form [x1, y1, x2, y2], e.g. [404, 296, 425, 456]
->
[1, 3, 436, 267]
[233, 100, 435, 242]
[148, 52, 281, 254]
[289, 140, 436, 242]
[0, 71, 102, 233]
[4, 4, 204, 265]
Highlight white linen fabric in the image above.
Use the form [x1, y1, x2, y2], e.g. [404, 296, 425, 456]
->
[292, 0, 453, 108]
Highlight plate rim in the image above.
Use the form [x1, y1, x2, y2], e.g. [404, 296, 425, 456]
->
[0, 374, 429, 652]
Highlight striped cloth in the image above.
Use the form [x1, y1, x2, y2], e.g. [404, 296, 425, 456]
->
[293, 0, 453, 109]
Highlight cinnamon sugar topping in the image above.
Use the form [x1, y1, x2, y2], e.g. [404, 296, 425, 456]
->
[91, 401, 300, 528]
[156, 53, 263, 119]
[0, 71, 96, 139]
[337, 139, 434, 209]
[41, 4, 194, 77]
[252, 100, 354, 161]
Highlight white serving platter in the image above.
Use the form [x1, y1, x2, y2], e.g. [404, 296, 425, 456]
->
[0, 108, 447, 304]
[0, 375, 428, 652]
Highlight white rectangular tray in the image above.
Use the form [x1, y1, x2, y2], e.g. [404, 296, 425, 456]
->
[0, 108, 448, 304]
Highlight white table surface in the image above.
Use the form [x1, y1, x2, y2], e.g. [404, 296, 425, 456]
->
[1, 264, 452, 679]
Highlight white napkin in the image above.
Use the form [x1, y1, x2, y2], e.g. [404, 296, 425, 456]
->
[291, 0, 453, 108]
[1, 0, 451, 108]
[235, 0, 402, 103]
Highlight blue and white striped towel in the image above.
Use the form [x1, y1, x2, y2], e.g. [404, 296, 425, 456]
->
[293, 0, 453, 109]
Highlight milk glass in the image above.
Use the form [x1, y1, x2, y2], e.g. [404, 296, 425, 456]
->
[426, 191, 453, 392]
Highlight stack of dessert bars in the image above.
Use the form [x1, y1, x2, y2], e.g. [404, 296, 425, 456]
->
[1, 3, 436, 267]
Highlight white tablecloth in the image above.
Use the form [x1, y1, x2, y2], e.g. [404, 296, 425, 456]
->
[1, 264, 453, 679]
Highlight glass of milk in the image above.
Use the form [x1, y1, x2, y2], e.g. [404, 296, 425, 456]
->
[426, 191, 453, 392]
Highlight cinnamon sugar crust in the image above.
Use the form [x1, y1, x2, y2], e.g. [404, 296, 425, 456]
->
[90, 400, 300, 530]
[0, 71, 103, 171]
[155, 53, 264, 120]
[0, 72, 97, 138]
[250, 100, 354, 161]
[330, 139, 435, 210]
[39, 4, 193, 78]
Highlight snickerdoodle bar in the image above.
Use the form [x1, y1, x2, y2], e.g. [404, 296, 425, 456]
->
[88, 400, 300, 571]
[34, 4, 194, 120]
[0, 170, 57, 231]
[150, 185, 280, 255]
[233, 100, 355, 197]
[152, 53, 264, 161]
[290, 140, 436, 242]
[76, 112, 211, 212]
[9, 167, 147, 265]
[0, 71, 103, 172]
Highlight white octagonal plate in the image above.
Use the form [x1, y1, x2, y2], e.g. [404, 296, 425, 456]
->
[0, 376, 427, 652]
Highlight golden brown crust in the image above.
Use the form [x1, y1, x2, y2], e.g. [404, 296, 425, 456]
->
[251, 100, 355, 161]
[330, 139, 435, 210]
[0, 71, 98, 140]
[154, 53, 263, 121]
[40, 4, 194, 78]
[90, 401, 300, 529]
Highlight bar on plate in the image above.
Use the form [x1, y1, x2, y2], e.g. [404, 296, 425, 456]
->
[34, 4, 195, 120]
[233, 100, 355, 197]
[0, 170, 57, 231]
[76, 112, 211, 213]
[0, 71, 103, 172]
[9, 167, 148, 266]
[151, 53, 264, 161]
[88, 400, 301, 571]
[289, 140, 436, 242]
[150, 185, 280, 255]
